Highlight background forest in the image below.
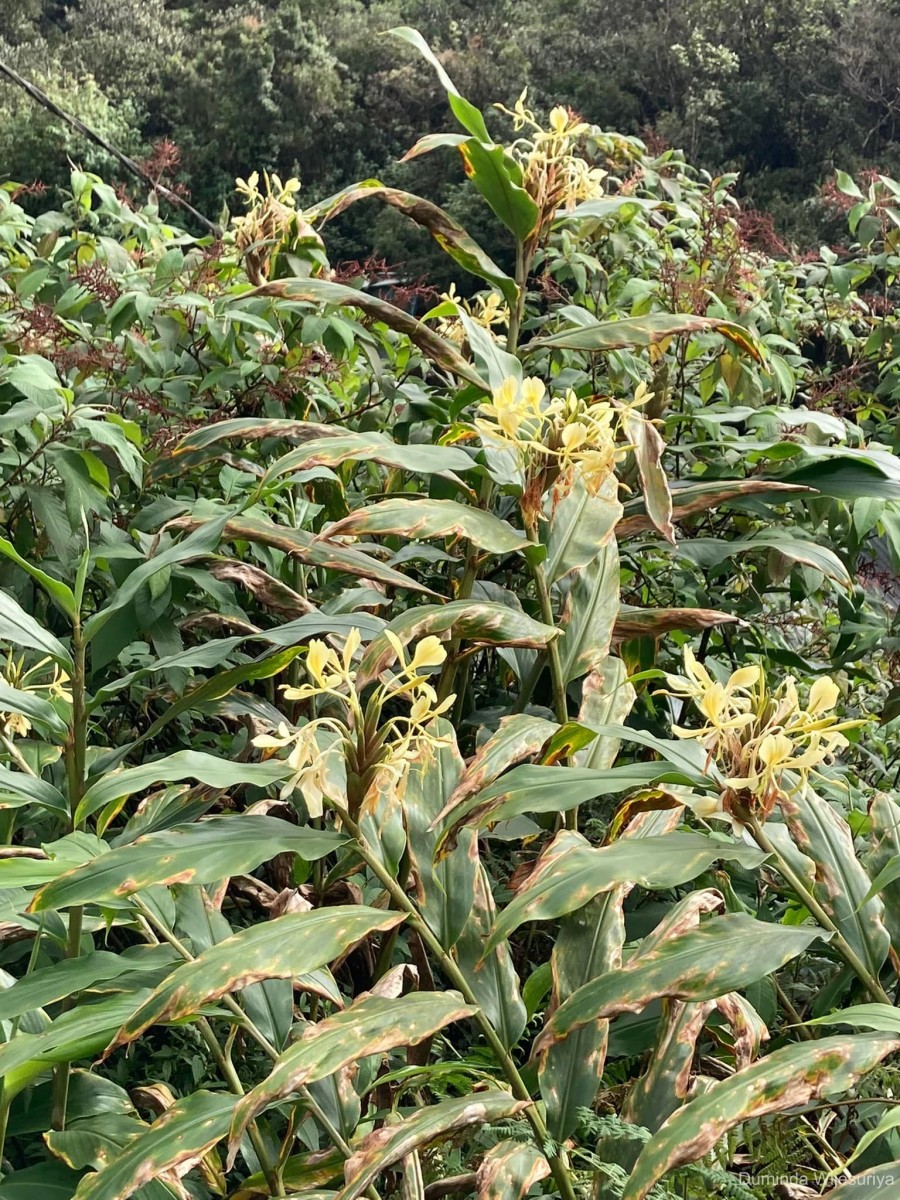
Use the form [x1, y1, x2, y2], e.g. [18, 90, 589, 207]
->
[5, 0, 900, 260]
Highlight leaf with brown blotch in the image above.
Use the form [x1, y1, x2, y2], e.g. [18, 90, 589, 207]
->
[172, 513, 438, 595]
[558, 541, 619, 683]
[103, 908, 406, 1054]
[323, 499, 529, 557]
[542, 913, 823, 1043]
[71, 1090, 234, 1200]
[543, 473, 621, 583]
[573, 658, 636, 771]
[356, 603, 558, 687]
[335, 1092, 531, 1200]
[527, 312, 762, 360]
[318, 184, 519, 307]
[207, 560, 314, 618]
[779, 786, 890, 982]
[617, 478, 811, 538]
[621, 1034, 900, 1200]
[227, 991, 477, 1160]
[612, 605, 740, 641]
[622, 998, 717, 1132]
[485, 833, 767, 953]
[244, 278, 487, 389]
[864, 791, 900, 959]
[475, 1139, 550, 1200]
[260, 432, 474, 487]
[434, 715, 559, 823]
[621, 409, 675, 543]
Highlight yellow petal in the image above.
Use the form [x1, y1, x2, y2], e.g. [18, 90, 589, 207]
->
[807, 676, 840, 715]
[410, 636, 446, 672]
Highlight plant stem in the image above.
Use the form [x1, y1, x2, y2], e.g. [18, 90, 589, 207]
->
[506, 239, 529, 354]
[747, 815, 892, 1005]
[51, 619, 88, 1131]
[335, 807, 579, 1200]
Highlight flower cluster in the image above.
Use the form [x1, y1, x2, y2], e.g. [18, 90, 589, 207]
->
[475, 374, 632, 494]
[0, 653, 72, 739]
[659, 648, 862, 820]
[436, 284, 509, 345]
[497, 92, 607, 233]
[232, 170, 323, 285]
[253, 629, 453, 818]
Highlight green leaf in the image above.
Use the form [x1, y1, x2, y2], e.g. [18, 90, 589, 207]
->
[528, 312, 761, 359]
[325, 499, 529, 555]
[0, 535, 76, 620]
[621, 411, 674, 543]
[0, 588, 72, 669]
[0, 765, 67, 815]
[30, 815, 345, 910]
[0, 681, 69, 740]
[228, 991, 476, 1154]
[558, 541, 620, 682]
[486, 832, 769, 951]
[617, 478, 811, 539]
[388, 27, 491, 141]
[0, 1162, 83, 1199]
[335, 1091, 529, 1200]
[675, 533, 851, 589]
[248, 278, 486, 389]
[546, 913, 820, 1040]
[822, 1160, 900, 1197]
[71, 1090, 234, 1200]
[620, 1034, 900, 1200]
[260, 432, 474, 486]
[613, 605, 739, 639]
[75, 750, 292, 826]
[46, 1114, 149, 1172]
[779, 788, 890, 979]
[0, 946, 175, 1022]
[544, 474, 621, 584]
[436, 761, 706, 853]
[458, 139, 539, 242]
[322, 185, 518, 306]
[107, 907, 407, 1051]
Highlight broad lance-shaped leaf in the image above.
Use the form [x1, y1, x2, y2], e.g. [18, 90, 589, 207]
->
[617, 478, 811, 539]
[389, 26, 490, 140]
[228, 991, 476, 1154]
[458, 138, 539, 243]
[260, 432, 474, 486]
[0, 587, 72, 668]
[620, 1034, 900, 1200]
[321, 184, 518, 306]
[0, 764, 67, 815]
[779, 787, 890, 979]
[245, 278, 486, 389]
[72, 1090, 234, 1200]
[0, 534, 76, 619]
[402, 729, 477, 953]
[674, 533, 851, 589]
[173, 513, 437, 596]
[0, 946, 176, 1021]
[435, 761, 708, 855]
[475, 1139, 550, 1200]
[441, 714, 559, 815]
[46, 1114, 151, 1172]
[823, 1161, 900, 1198]
[573, 658, 635, 771]
[558, 540, 619, 682]
[543, 473, 621, 584]
[0, 991, 154, 1101]
[612, 606, 739, 640]
[357, 602, 558, 685]
[453, 862, 526, 1049]
[30, 816, 345, 910]
[622, 997, 717, 1132]
[335, 1092, 531, 1200]
[0, 682, 67, 741]
[324, 499, 529, 556]
[538, 812, 686, 1142]
[105, 907, 406, 1053]
[863, 791, 900, 954]
[621, 408, 674, 543]
[485, 831, 768, 952]
[74, 750, 293, 826]
[527, 312, 761, 360]
[543, 913, 822, 1042]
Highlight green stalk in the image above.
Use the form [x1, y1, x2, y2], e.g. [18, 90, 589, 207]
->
[506, 239, 529, 354]
[51, 619, 87, 1131]
[747, 814, 892, 1006]
[333, 805, 579, 1200]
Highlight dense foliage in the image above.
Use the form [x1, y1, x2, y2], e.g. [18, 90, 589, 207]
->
[4, 27, 900, 1200]
[6, 0, 900, 253]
